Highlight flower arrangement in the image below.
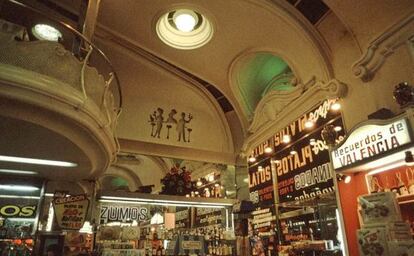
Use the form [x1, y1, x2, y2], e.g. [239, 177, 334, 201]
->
[160, 164, 195, 196]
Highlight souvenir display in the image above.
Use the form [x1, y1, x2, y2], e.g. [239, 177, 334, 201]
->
[358, 192, 402, 225]
[357, 191, 414, 256]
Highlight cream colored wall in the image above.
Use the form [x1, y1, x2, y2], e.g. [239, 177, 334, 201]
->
[95, 38, 234, 157]
[316, 6, 414, 130]
[324, 0, 414, 50]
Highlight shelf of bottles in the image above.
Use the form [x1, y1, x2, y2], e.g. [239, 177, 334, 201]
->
[190, 172, 224, 199]
[166, 226, 235, 256]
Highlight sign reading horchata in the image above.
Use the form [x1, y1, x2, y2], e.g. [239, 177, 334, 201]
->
[331, 118, 411, 170]
[99, 204, 149, 224]
[53, 194, 89, 230]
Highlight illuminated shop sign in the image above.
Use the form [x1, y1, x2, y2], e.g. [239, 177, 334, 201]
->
[99, 205, 149, 224]
[276, 118, 345, 203]
[331, 118, 412, 170]
[0, 204, 36, 218]
[53, 194, 89, 230]
[250, 99, 341, 162]
[248, 158, 274, 207]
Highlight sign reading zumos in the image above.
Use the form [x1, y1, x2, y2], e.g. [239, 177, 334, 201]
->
[332, 118, 412, 170]
[100, 205, 149, 224]
[53, 194, 89, 230]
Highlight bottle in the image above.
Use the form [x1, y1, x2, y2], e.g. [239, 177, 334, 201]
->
[208, 242, 213, 255]
[152, 246, 157, 256]
[205, 188, 211, 198]
[161, 246, 166, 256]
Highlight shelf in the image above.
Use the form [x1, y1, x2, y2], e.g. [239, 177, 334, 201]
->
[397, 194, 414, 205]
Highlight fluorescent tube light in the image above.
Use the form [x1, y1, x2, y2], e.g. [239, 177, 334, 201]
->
[0, 155, 77, 167]
[0, 169, 38, 175]
[99, 196, 233, 206]
[0, 195, 40, 199]
[0, 185, 39, 191]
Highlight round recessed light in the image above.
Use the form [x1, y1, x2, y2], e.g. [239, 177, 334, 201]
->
[156, 9, 213, 50]
[248, 156, 256, 163]
[309, 139, 316, 145]
[32, 24, 62, 41]
[334, 126, 342, 132]
[173, 10, 198, 32]
[264, 146, 273, 154]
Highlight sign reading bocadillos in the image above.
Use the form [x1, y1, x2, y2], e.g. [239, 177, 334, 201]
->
[331, 118, 412, 170]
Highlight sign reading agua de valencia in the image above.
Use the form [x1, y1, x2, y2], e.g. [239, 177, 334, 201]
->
[332, 118, 411, 170]
[249, 158, 274, 207]
[53, 194, 89, 230]
[276, 118, 345, 203]
[250, 99, 341, 163]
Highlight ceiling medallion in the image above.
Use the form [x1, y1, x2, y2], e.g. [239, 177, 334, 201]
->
[156, 9, 213, 50]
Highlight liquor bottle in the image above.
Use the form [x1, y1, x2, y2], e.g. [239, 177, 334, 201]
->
[161, 246, 166, 256]
[211, 187, 215, 197]
[208, 242, 213, 255]
[152, 246, 157, 256]
[205, 188, 211, 198]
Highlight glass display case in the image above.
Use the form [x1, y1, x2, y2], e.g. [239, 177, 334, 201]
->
[275, 194, 344, 256]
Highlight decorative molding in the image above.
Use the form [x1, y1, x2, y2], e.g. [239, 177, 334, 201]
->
[352, 13, 414, 82]
[119, 138, 237, 165]
[242, 78, 347, 156]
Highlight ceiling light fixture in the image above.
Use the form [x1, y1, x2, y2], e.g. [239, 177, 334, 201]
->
[0, 169, 38, 175]
[173, 10, 198, 32]
[156, 9, 213, 50]
[405, 151, 414, 166]
[0, 185, 39, 191]
[248, 156, 256, 163]
[264, 146, 273, 154]
[344, 175, 352, 184]
[282, 135, 291, 144]
[196, 179, 203, 187]
[331, 102, 341, 111]
[309, 139, 316, 146]
[32, 24, 62, 41]
[304, 120, 314, 129]
[0, 155, 77, 167]
[290, 147, 297, 155]
[273, 159, 280, 164]
[334, 126, 342, 132]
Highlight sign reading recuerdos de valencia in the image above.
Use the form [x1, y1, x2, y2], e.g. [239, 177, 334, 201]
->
[331, 118, 412, 170]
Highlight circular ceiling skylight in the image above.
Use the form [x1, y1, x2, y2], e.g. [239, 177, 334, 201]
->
[156, 9, 213, 50]
[32, 24, 62, 41]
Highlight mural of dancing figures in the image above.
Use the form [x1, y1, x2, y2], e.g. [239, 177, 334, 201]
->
[148, 108, 193, 142]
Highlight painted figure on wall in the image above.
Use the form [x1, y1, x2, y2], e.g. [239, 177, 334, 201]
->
[148, 108, 193, 142]
[177, 112, 193, 142]
[152, 108, 164, 138]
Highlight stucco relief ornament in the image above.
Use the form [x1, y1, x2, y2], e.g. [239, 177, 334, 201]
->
[393, 82, 414, 107]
